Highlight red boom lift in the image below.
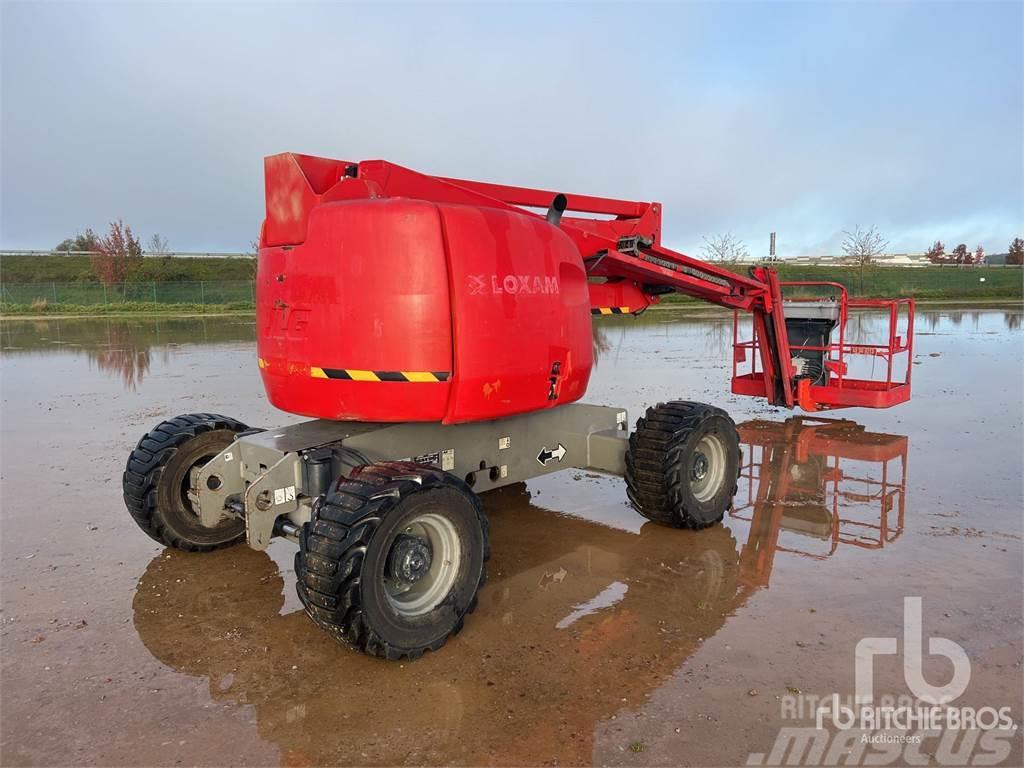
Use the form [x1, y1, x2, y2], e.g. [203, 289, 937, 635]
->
[123, 153, 914, 660]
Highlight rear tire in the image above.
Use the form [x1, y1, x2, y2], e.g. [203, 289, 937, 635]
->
[123, 413, 248, 551]
[625, 401, 739, 529]
[295, 462, 489, 661]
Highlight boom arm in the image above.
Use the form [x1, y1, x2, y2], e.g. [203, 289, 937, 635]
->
[431, 169, 798, 405]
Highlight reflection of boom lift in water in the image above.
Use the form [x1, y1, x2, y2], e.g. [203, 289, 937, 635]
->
[730, 417, 908, 589]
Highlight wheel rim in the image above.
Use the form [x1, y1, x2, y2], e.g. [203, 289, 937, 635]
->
[384, 513, 462, 617]
[690, 433, 727, 503]
[161, 432, 243, 544]
[179, 450, 220, 517]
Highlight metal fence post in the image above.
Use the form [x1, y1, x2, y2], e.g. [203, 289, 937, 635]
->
[152, 282, 157, 303]
[103, 283, 108, 304]
[52, 282, 57, 302]
[200, 281, 206, 309]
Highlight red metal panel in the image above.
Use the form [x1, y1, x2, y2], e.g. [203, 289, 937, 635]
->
[257, 199, 453, 421]
[263, 153, 351, 246]
[587, 280, 657, 314]
[439, 204, 593, 423]
[434, 176, 650, 218]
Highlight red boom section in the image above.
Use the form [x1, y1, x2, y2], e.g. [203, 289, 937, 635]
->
[258, 153, 912, 419]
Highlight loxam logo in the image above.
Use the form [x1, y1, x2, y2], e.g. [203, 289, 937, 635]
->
[467, 275, 559, 296]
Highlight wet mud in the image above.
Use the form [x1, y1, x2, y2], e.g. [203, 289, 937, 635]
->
[1, 309, 1021, 766]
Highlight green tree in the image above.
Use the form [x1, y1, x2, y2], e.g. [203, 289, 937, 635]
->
[1008, 238, 1024, 266]
[54, 229, 100, 253]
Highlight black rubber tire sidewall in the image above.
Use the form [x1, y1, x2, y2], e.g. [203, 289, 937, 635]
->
[360, 486, 485, 652]
[155, 428, 245, 547]
[670, 413, 739, 526]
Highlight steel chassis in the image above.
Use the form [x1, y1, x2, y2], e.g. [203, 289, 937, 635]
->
[194, 404, 630, 550]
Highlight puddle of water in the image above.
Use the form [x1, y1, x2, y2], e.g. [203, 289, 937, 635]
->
[556, 581, 629, 630]
[0, 308, 1020, 766]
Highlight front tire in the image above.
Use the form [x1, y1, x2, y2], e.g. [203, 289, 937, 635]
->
[123, 413, 248, 551]
[625, 401, 739, 529]
[295, 462, 489, 661]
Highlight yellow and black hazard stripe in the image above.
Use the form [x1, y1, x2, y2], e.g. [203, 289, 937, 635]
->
[309, 367, 450, 383]
[591, 306, 631, 315]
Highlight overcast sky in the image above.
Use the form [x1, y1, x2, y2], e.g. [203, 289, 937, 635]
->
[2, 1, 1021, 257]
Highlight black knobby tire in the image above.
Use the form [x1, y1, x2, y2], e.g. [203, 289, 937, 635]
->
[295, 462, 489, 661]
[123, 413, 249, 551]
[625, 401, 739, 529]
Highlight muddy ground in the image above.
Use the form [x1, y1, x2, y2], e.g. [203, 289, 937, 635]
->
[1, 308, 1021, 767]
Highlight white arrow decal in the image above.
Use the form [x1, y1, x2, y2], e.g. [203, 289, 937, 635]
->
[536, 443, 568, 466]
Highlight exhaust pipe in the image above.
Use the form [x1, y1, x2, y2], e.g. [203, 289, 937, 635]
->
[546, 194, 567, 227]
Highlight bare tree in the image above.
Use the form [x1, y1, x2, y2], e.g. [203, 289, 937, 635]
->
[973, 245, 985, 265]
[249, 238, 260, 280]
[841, 225, 889, 265]
[952, 243, 969, 264]
[147, 233, 171, 257]
[701, 233, 749, 263]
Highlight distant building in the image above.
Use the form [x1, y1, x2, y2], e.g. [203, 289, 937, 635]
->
[759, 252, 933, 268]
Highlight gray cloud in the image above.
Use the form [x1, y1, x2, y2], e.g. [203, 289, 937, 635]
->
[2, 2, 1021, 256]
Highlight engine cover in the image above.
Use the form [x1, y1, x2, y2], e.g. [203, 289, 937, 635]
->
[257, 197, 593, 423]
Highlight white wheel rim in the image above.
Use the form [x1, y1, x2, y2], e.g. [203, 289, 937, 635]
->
[384, 513, 462, 617]
[690, 433, 727, 503]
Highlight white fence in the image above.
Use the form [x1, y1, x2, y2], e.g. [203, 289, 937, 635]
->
[0, 249, 253, 259]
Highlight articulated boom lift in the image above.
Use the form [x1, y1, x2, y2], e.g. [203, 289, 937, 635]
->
[123, 153, 914, 660]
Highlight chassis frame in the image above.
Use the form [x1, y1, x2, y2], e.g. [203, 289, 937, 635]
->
[193, 403, 630, 550]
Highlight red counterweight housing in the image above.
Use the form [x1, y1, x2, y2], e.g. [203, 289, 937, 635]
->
[257, 153, 593, 424]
